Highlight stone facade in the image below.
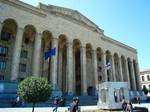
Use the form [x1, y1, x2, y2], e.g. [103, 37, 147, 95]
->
[140, 69, 150, 89]
[0, 0, 140, 95]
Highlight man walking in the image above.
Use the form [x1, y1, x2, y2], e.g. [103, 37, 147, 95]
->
[53, 96, 59, 112]
[69, 97, 79, 112]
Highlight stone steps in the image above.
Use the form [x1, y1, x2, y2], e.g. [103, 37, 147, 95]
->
[0, 93, 98, 107]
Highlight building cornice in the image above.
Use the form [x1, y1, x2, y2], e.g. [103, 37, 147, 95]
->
[1, 0, 138, 54]
[39, 3, 104, 34]
[141, 82, 150, 84]
[101, 36, 137, 53]
[1, 0, 46, 17]
[2, 0, 104, 34]
[140, 69, 150, 74]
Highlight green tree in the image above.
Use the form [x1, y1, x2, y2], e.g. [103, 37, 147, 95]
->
[17, 76, 52, 112]
[148, 87, 150, 93]
[142, 85, 148, 95]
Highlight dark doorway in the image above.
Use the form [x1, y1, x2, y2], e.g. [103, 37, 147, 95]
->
[87, 86, 95, 96]
[75, 49, 81, 95]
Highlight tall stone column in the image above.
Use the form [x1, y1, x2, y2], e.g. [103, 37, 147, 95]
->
[125, 59, 131, 90]
[58, 49, 62, 90]
[111, 56, 116, 81]
[66, 42, 74, 94]
[92, 50, 98, 86]
[107, 57, 113, 81]
[131, 61, 136, 90]
[32, 33, 42, 76]
[135, 62, 141, 90]
[102, 53, 107, 82]
[80, 46, 87, 95]
[119, 57, 123, 81]
[0, 21, 3, 37]
[50, 38, 58, 88]
[43, 47, 50, 80]
[11, 27, 24, 81]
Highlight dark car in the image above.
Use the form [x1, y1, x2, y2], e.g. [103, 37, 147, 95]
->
[133, 107, 148, 112]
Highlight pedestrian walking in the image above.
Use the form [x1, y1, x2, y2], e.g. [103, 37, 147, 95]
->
[12, 96, 21, 107]
[60, 96, 66, 107]
[121, 97, 127, 112]
[126, 101, 133, 112]
[53, 96, 60, 112]
[136, 96, 140, 104]
[69, 97, 79, 112]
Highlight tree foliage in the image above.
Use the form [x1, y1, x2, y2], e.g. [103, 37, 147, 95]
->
[17, 76, 52, 112]
[142, 85, 148, 95]
[148, 87, 150, 93]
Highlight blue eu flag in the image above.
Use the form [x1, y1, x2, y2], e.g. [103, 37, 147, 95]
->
[44, 48, 56, 60]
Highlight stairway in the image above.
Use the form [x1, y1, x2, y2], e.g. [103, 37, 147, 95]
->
[0, 81, 98, 107]
[0, 95, 98, 107]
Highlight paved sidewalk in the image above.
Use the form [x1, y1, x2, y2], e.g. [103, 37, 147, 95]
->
[0, 103, 149, 112]
[0, 106, 101, 112]
[0, 106, 99, 112]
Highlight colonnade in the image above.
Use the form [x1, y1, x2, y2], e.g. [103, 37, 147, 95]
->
[0, 19, 140, 95]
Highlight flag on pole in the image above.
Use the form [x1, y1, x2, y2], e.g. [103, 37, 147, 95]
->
[105, 62, 111, 70]
[44, 48, 56, 60]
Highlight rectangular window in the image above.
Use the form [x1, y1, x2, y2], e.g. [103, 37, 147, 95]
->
[147, 75, 150, 81]
[1, 31, 11, 41]
[20, 50, 28, 58]
[142, 76, 145, 81]
[0, 61, 6, 70]
[0, 75, 4, 80]
[19, 63, 26, 72]
[0, 45, 8, 56]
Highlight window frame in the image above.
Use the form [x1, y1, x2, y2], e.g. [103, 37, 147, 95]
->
[0, 61, 7, 70]
[19, 63, 27, 72]
[141, 76, 145, 82]
[0, 31, 12, 41]
[20, 50, 28, 58]
[0, 45, 8, 56]
[147, 75, 150, 81]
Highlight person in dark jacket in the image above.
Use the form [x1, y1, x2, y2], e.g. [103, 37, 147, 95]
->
[60, 96, 66, 107]
[126, 101, 133, 112]
[53, 96, 60, 112]
[136, 96, 140, 104]
[70, 97, 79, 112]
[121, 97, 127, 112]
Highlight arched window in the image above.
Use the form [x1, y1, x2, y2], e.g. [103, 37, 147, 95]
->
[142, 76, 145, 81]
[147, 75, 150, 81]
[143, 85, 147, 90]
[0, 45, 8, 57]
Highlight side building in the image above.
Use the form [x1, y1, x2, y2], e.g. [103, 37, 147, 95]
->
[0, 0, 140, 95]
[140, 69, 150, 89]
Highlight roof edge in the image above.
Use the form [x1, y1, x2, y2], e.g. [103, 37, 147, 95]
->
[39, 3, 104, 34]
[1, 0, 46, 17]
[102, 36, 137, 53]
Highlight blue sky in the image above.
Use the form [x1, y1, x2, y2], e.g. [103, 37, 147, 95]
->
[20, 0, 150, 71]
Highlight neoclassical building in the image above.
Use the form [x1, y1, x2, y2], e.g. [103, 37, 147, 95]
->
[140, 69, 150, 89]
[0, 0, 140, 95]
